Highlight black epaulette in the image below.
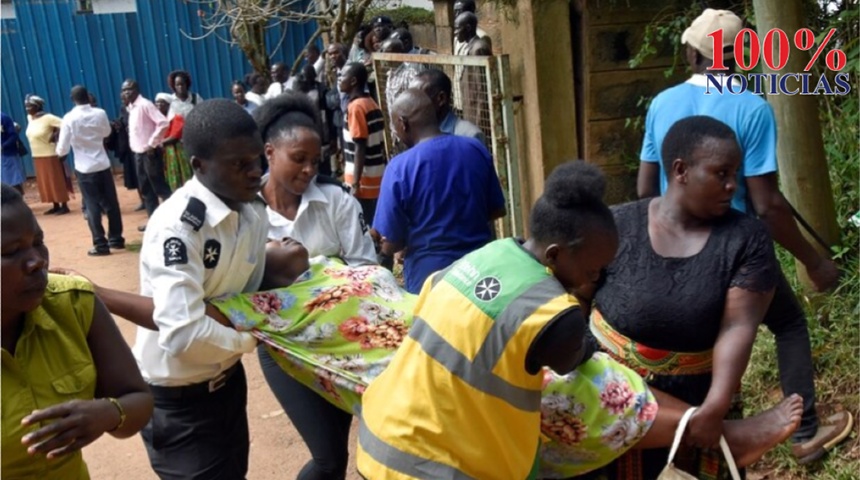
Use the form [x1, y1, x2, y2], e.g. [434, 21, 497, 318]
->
[316, 175, 350, 193]
[180, 197, 206, 232]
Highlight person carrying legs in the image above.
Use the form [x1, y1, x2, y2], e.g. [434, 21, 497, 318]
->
[637, 9, 852, 464]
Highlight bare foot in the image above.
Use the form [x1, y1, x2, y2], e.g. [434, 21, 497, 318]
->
[724, 394, 803, 467]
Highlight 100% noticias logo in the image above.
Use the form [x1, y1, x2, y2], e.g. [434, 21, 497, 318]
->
[704, 28, 850, 95]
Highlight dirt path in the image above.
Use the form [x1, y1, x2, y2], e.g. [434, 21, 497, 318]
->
[25, 176, 360, 479]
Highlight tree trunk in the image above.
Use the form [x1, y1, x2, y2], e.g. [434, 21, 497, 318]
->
[752, 0, 840, 288]
[233, 19, 270, 79]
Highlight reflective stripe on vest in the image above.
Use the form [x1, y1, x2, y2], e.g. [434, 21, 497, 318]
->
[358, 239, 575, 479]
[357, 408, 477, 480]
[408, 276, 563, 412]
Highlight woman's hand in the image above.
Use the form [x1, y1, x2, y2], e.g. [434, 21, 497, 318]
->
[685, 406, 725, 449]
[21, 399, 120, 459]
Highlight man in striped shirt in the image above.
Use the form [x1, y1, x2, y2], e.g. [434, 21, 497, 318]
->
[340, 62, 386, 224]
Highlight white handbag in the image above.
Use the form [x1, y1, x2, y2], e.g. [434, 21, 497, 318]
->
[657, 407, 742, 480]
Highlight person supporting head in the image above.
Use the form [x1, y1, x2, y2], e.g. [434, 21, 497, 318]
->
[1, 111, 26, 194]
[373, 89, 506, 293]
[55, 85, 125, 256]
[120, 79, 171, 221]
[1, 183, 153, 478]
[167, 70, 203, 118]
[637, 9, 851, 463]
[24, 95, 70, 215]
[254, 91, 377, 479]
[339, 62, 386, 222]
[358, 160, 618, 478]
[411, 68, 485, 144]
[155, 92, 193, 192]
[267, 62, 290, 99]
[131, 99, 267, 478]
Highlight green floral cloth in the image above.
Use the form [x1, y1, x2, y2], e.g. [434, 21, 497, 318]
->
[210, 256, 656, 477]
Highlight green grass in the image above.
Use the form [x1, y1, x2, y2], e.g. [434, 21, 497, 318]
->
[125, 240, 142, 253]
[742, 61, 859, 478]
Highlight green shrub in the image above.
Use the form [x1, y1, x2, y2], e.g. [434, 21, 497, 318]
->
[366, 6, 434, 26]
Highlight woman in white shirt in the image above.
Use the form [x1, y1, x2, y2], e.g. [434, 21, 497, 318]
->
[252, 91, 376, 479]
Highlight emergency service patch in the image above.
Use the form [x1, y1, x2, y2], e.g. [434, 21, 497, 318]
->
[164, 237, 188, 266]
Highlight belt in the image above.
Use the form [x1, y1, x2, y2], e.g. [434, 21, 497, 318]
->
[148, 362, 241, 400]
[590, 309, 713, 377]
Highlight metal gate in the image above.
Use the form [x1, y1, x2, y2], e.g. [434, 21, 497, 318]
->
[371, 53, 524, 238]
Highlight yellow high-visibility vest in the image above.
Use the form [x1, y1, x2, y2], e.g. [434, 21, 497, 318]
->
[357, 238, 579, 479]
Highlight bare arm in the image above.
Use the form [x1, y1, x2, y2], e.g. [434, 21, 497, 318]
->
[637, 162, 661, 199]
[20, 298, 154, 458]
[380, 238, 405, 257]
[686, 285, 774, 449]
[94, 285, 232, 330]
[352, 138, 367, 193]
[746, 174, 839, 291]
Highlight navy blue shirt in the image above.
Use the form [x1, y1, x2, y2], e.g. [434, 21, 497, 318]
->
[374, 134, 506, 293]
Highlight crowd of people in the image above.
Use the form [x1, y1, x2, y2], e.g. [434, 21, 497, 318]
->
[1, 5, 852, 480]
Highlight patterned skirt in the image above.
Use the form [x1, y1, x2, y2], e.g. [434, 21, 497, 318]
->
[163, 144, 193, 192]
[588, 309, 743, 480]
[210, 257, 656, 477]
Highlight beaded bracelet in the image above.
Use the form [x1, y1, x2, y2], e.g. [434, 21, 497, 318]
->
[105, 397, 126, 432]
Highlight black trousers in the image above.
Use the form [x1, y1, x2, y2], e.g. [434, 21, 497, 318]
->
[357, 197, 378, 228]
[142, 363, 249, 480]
[77, 168, 124, 249]
[762, 271, 818, 442]
[135, 151, 172, 216]
[257, 346, 351, 480]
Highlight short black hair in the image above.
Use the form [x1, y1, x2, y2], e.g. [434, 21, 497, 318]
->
[183, 99, 259, 160]
[393, 28, 412, 43]
[529, 161, 616, 248]
[168, 70, 192, 91]
[253, 91, 320, 143]
[356, 25, 372, 46]
[660, 116, 738, 179]
[245, 72, 263, 85]
[343, 62, 368, 90]
[307, 44, 320, 55]
[416, 68, 452, 98]
[455, 0, 477, 12]
[1, 183, 24, 206]
[70, 85, 89, 104]
[231, 80, 246, 91]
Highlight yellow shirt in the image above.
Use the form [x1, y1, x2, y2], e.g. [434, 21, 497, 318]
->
[25, 113, 62, 158]
[1, 275, 96, 480]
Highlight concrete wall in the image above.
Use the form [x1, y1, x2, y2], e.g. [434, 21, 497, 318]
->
[483, 0, 579, 213]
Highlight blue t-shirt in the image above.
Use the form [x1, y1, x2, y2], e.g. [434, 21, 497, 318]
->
[640, 75, 778, 213]
[374, 134, 506, 293]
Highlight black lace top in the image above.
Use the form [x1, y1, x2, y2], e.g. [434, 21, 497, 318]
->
[594, 199, 778, 353]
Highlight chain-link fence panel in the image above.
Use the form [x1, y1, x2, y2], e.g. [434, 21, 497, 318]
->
[372, 53, 523, 238]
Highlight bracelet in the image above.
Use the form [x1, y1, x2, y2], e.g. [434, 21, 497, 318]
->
[105, 397, 126, 432]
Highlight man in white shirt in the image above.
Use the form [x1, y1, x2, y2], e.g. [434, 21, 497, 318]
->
[130, 99, 267, 478]
[266, 62, 291, 99]
[56, 85, 124, 256]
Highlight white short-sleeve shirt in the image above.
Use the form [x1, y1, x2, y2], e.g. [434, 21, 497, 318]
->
[133, 176, 269, 386]
[265, 176, 378, 266]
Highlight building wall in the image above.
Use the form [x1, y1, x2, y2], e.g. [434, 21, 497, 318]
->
[1, 0, 316, 175]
